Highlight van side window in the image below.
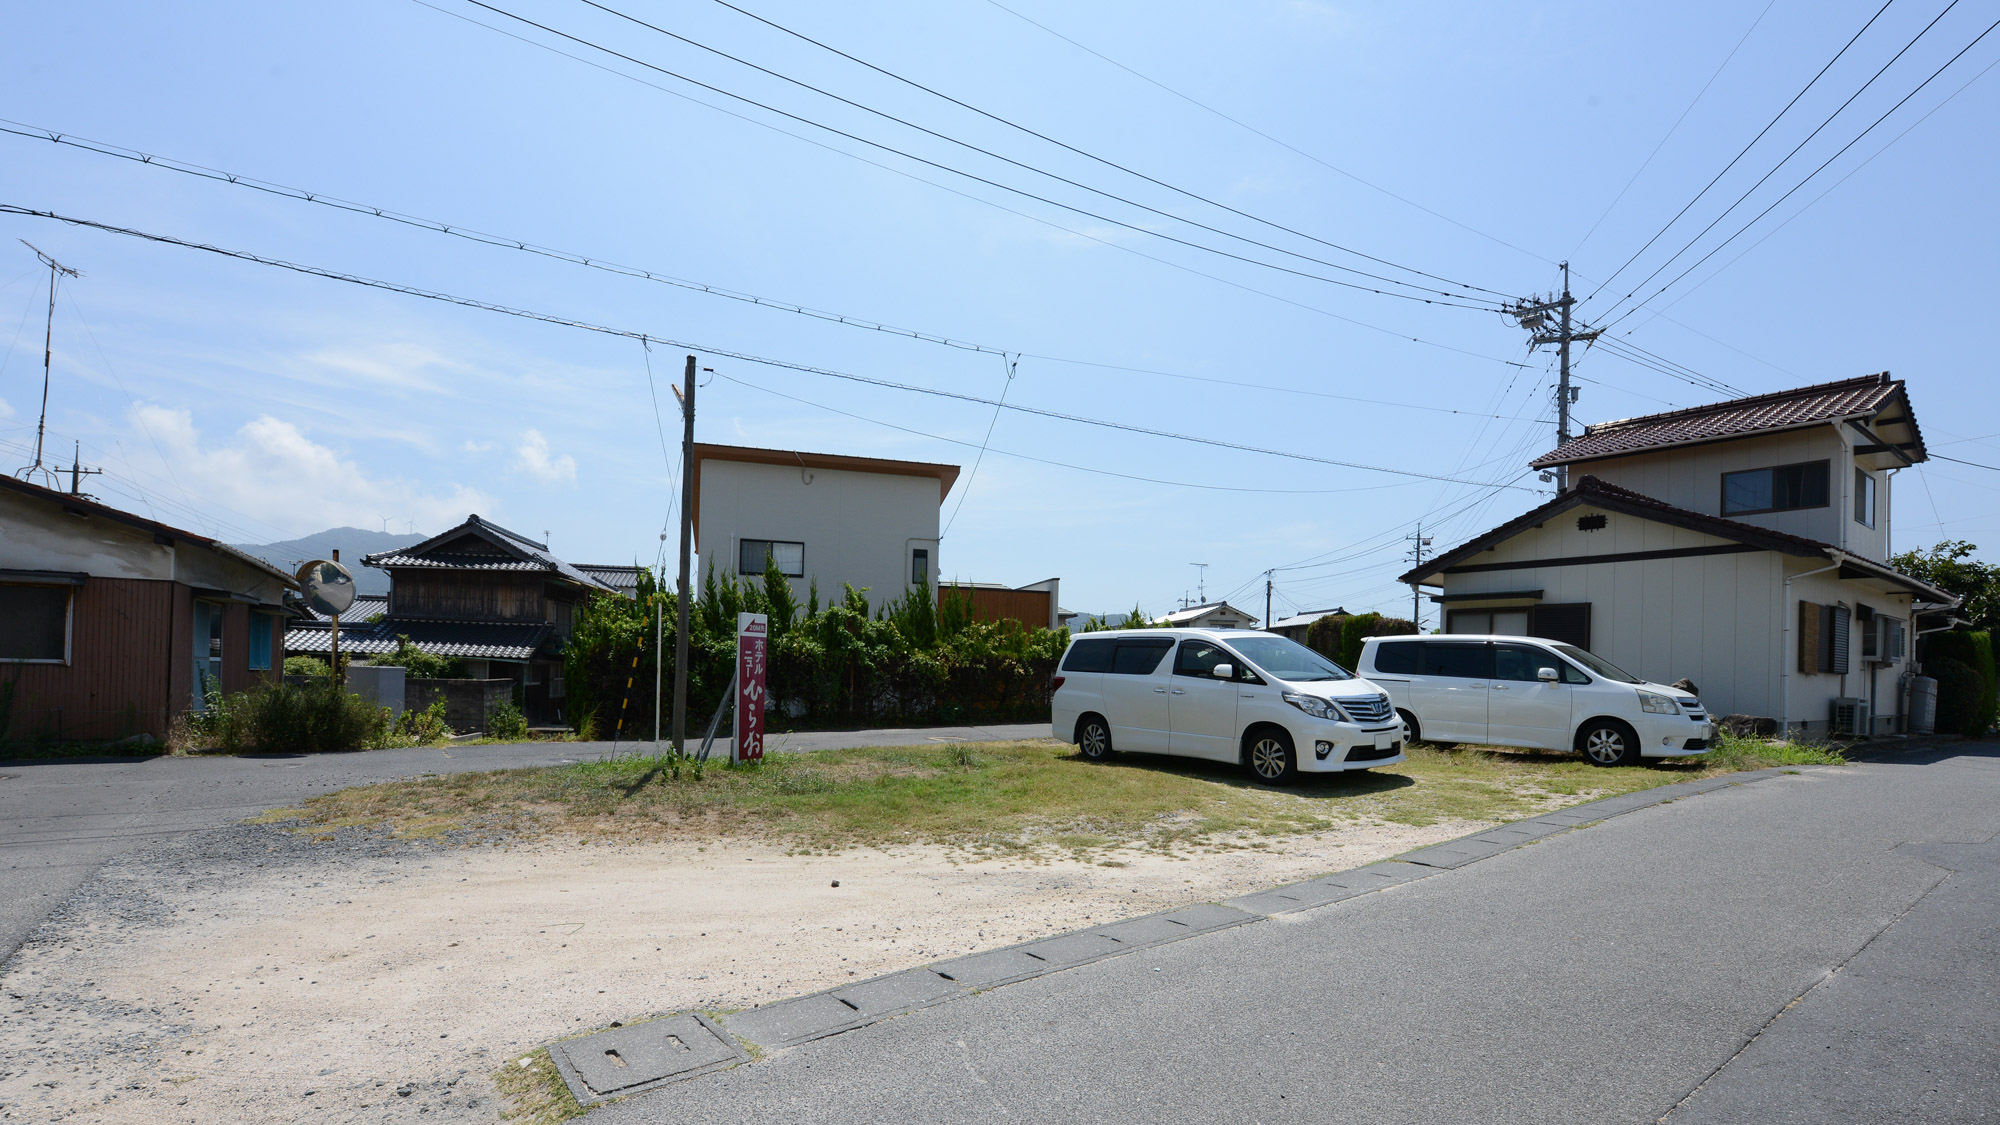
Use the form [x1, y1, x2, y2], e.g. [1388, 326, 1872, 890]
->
[1111, 638, 1174, 675]
[1559, 661, 1592, 685]
[1176, 639, 1249, 679]
[1062, 639, 1116, 673]
[1493, 644, 1556, 682]
[1421, 643, 1492, 679]
[1373, 641, 1420, 675]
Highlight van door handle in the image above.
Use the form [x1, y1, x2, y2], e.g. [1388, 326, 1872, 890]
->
[1170, 688, 1187, 695]
[1492, 684, 1510, 691]
[1154, 687, 1169, 694]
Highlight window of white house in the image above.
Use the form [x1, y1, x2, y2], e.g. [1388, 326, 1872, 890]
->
[1722, 460, 1830, 515]
[911, 548, 930, 586]
[0, 584, 72, 662]
[1854, 467, 1877, 527]
[738, 539, 805, 577]
[248, 612, 274, 671]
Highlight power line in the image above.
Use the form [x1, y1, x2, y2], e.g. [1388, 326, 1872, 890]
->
[0, 117, 1529, 419]
[979, 0, 1556, 269]
[1932, 454, 2000, 472]
[1571, 0, 1778, 257]
[449, 0, 1506, 310]
[5, 203, 1542, 493]
[1600, 9, 2000, 331]
[1595, 0, 1967, 325]
[1584, 0, 1897, 307]
[697, 0, 1512, 299]
[941, 353, 1015, 538]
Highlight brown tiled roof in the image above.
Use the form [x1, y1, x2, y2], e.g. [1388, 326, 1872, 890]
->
[1399, 476, 1954, 604]
[1531, 373, 1920, 468]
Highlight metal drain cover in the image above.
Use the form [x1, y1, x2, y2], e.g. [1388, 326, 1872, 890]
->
[548, 1013, 745, 1102]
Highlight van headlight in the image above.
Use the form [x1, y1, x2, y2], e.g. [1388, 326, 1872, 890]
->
[1638, 691, 1679, 715]
[1282, 692, 1339, 720]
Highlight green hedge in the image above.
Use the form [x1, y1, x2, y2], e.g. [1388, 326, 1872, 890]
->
[563, 562, 1067, 736]
[1926, 630, 1996, 736]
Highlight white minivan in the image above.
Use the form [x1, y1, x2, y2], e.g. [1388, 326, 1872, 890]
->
[1050, 629, 1405, 785]
[1355, 634, 1712, 766]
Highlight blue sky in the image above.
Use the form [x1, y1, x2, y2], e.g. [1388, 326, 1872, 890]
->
[2, 0, 1994, 620]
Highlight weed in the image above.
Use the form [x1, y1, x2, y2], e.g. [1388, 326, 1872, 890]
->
[494, 1049, 584, 1124]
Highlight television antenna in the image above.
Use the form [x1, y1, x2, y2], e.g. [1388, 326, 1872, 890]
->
[14, 241, 80, 488]
[1190, 562, 1209, 604]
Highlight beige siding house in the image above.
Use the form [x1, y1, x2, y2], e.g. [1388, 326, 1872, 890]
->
[692, 443, 959, 608]
[1402, 374, 1954, 736]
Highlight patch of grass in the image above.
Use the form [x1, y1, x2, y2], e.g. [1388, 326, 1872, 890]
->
[256, 738, 1724, 856]
[1700, 731, 1846, 770]
[495, 1049, 585, 1125]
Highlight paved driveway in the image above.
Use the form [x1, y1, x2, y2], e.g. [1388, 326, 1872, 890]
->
[594, 742, 2000, 1124]
[0, 722, 1048, 960]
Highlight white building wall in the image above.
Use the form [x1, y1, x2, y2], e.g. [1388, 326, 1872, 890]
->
[696, 459, 941, 610]
[1441, 503, 1784, 719]
[0, 492, 287, 603]
[1576, 426, 1858, 549]
[1781, 562, 1917, 735]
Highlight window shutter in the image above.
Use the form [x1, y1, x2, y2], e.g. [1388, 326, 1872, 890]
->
[1798, 601, 1821, 674]
[1829, 605, 1852, 674]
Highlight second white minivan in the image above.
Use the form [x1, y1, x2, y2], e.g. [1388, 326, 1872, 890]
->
[1051, 628, 1405, 785]
[1356, 634, 1712, 766]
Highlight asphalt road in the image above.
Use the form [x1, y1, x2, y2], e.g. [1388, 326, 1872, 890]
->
[595, 742, 2000, 1125]
[0, 721, 1046, 961]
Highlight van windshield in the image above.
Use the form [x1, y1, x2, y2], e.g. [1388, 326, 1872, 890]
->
[1227, 636, 1352, 682]
[1551, 644, 1642, 684]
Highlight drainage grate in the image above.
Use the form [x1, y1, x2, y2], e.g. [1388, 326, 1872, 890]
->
[547, 1013, 745, 1103]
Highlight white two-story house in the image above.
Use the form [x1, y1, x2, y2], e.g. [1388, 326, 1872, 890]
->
[1401, 373, 1955, 735]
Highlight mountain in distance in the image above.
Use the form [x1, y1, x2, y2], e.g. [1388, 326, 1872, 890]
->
[232, 527, 427, 595]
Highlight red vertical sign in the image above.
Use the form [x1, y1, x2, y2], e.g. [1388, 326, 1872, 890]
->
[735, 612, 769, 763]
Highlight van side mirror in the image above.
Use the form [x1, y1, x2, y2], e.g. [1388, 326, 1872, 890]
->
[1211, 663, 1234, 680]
[1537, 666, 1559, 682]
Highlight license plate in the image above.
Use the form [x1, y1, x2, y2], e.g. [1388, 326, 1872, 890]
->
[1374, 733, 1395, 750]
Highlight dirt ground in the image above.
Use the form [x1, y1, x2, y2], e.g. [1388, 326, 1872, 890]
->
[0, 818, 1483, 1124]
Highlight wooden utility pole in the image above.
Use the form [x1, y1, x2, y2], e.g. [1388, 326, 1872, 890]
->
[1506, 262, 1600, 492]
[672, 355, 696, 752]
[1263, 571, 1273, 629]
[1404, 527, 1430, 630]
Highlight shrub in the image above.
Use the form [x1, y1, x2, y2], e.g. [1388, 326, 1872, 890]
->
[189, 680, 391, 754]
[1303, 614, 1346, 660]
[1926, 630, 1996, 736]
[396, 697, 452, 745]
[1930, 657, 1984, 736]
[486, 700, 529, 741]
[369, 635, 469, 680]
[283, 655, 332, 678]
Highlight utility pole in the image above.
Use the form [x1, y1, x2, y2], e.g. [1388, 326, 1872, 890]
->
[1505, 261, 1599, 491]
[671, 355, 696, 753]
[1263, 570, 1274, 629]
[16, 241, 79, 488]
[1405, 525, 1432, 630]
[66, 440, 102, 497]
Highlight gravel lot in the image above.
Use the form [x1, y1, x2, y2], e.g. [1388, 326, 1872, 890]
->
[0, 815, 1480, 1123]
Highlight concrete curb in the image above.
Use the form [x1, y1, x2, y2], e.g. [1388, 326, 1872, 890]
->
[541, 761, 1831, 1104]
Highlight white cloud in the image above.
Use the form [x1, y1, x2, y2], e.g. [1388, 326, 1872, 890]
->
[462, 439, 496, 454]
[0, 395, 12, 419]
[130, 404, 492, 532]
[514, 429, 577, 485]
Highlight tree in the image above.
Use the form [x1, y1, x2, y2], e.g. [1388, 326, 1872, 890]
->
[1891, 540, 2000, 633]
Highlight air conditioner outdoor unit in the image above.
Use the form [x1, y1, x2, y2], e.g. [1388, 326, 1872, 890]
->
[1830, 697, 1871, 737]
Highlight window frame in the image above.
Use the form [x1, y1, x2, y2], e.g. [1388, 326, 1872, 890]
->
[248, 611, 275, 672]
[737, 538, 806, 578]
[911, 547, 930, 587]
[1720, 459, 1831, 516]
[0, 582, 74, 664]
[1854, 466, 1877, 527]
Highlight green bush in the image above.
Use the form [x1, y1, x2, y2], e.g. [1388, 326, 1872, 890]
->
[369, 635, 468, 680]
[396, 697, 451, 745]
[1304, 614, 1345, 660]
[190, 680, 391, 754]
[486, 700, 529, 741]
[563, 558, 1068, 735]
[283, 655, 331, 678]
[1926, 630, 1996, 736]
[1931, 657, 1984, 736]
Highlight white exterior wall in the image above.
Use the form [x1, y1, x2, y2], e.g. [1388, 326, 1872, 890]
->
[1577, 426, 1872, 552]
[697, 459, 941, 610]
[1780, 560, 1917, 735]
[1441, 502, 1783, 719]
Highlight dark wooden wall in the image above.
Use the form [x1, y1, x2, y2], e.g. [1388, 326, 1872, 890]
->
[5, 578, 175, 740]
[942, 586, 1051, 631]
[391, 571, 550, 621]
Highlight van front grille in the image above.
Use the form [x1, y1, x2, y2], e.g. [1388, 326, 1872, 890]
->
[1336, 694, 1394, 724]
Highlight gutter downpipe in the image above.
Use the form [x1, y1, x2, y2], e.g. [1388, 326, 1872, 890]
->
[1781, 554, 1845, 738]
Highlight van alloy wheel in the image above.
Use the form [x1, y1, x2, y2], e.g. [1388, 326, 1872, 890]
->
[1580, 720, 1639, 767]
[1248, 733, 1297, 785]
[1078, 717, 1112, 760]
